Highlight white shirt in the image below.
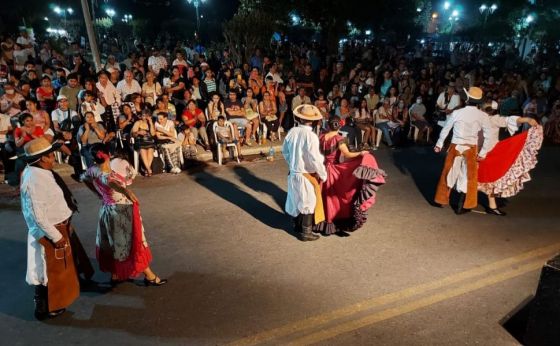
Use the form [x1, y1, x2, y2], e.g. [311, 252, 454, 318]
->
[116, 79, 142, 99]
[21, 166, 72, 243]
[148, 56, 168, 74]
[478, 115, 519, 158]
[0, 113, 10, 143]
[51, 108, 79, 125]
[96, 81, 121, 106]
[436, 106, 492, 157]
[282, 125, 327, 217]
[436, 92, 461, 111]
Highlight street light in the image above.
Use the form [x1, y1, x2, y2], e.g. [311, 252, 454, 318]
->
[54, 6, 62, 14]
[444, 2, 451, 10]
[479, 3, 497, 29]
[526, 14, 534, 24]
[105, 8, 116, 18]
[186, 0, 207, 33]
[67, 7, 73, 15]
[122, 14, 133, 23]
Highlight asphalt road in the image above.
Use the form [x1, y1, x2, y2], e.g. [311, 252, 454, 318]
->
[1, 145, 559, 345]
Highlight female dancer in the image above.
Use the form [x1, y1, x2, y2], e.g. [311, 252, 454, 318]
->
[83, 143, 167, 286]
[315, 116, 386, 236]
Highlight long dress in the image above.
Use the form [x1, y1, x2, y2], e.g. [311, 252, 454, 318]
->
[478, 123, 543, 198]
[315, 134, 386, 234]
[84, 166, 152, 280]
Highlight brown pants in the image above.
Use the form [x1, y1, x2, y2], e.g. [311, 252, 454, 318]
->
[434, 144, 478, 209]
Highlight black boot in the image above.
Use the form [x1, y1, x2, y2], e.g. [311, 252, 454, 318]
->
[455, 192, 471, 215]
[33, 285, 65, 320]
[34, 285, 49, 321]
[293, 215, 303, 234]
[298, 214, 319, 242]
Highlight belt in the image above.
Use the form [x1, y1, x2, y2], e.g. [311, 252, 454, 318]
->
[54, 218, 71, 227]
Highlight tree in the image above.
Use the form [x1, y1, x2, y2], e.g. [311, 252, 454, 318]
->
[222, 0, 279, 64]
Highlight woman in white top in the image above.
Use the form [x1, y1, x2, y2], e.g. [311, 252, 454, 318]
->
[141, 71, 162, 107]
[206, 93, 226, 121]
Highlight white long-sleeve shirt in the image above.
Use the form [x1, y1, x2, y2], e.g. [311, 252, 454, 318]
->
[282, 125, 327, 216]
[436, 106, 492, 157]
[96, 81, 121, 106]
[478, 115, 520, 158]
[20, 166, 71, 243]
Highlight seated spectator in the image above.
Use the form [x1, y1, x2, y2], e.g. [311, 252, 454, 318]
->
[214, 115, 242, 162]
[142, 71, 162, 107]
[409, 96, 431, 138]
[206, 92, 226, 121]
[0, 83, 24, 116]
[375, 99, 396, 148]
[154, 112, 182, 174]
[59, 73, 81, 111]
[242, 88, 260, 143]
[181, 99, 209, 149]
[132, 108, 156, 176]
[292, 87, 311, 111]
[36, 75, 56, 114]
[25, 99, 53, 141]
[178, 122, 198, 160]
[259, 91, 279, 141]
[78, 111, 106, 167]
[225, 90, 251, 145]
[354, 99, 376, 149]
[116, 70, 142, 101]
[164, 66, 186, 102]
[81, 90, 104, 122]
[544, 100, 560, 143]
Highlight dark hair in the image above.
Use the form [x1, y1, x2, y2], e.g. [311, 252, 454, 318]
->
[40, 75, 51, 81]
[328, 115, 342, 131]
[186, 99, 197, 107]
[156, 111, 168, 118]
[217, 115, 226, 121]
[90, 143, 110, 164]
[19, 112, 33, 124]
[67, 73, 78, 81]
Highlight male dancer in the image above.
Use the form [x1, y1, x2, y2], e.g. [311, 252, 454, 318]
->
[434, 87, 492, 214]
[20, 137, 80, 320]
[283, 104, 327, 241]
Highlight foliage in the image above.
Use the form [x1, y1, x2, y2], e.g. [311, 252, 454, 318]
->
[222, 0, 279, 64]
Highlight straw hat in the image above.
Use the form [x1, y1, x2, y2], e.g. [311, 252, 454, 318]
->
[293, 104, 323, 121]
[23, 137, 61, 162]
[464, 87, 483, 103]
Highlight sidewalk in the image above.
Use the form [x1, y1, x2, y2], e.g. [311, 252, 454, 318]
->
[0, 142, 284, 198]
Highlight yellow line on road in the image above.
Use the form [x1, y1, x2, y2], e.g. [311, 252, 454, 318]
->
[229, 243, 560, 346]
[290, 259, 544, 345]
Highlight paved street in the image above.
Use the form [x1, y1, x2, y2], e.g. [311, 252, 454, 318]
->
[1, 146, 559, 345]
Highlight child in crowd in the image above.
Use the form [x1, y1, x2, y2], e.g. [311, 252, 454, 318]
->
[215, 115, 242, 162]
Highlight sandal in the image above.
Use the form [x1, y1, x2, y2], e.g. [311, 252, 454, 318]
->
[144, 276, 168, 287]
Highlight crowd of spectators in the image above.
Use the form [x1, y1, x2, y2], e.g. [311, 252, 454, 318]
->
[1, 28, 560, 187]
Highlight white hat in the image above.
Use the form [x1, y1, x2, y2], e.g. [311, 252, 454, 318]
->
[293, 104, 323, 121]
[56, 94, 68, 101]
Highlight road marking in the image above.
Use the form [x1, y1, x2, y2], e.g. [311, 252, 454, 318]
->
[229, 243, 560, 346]
[290, 259, 544, 345]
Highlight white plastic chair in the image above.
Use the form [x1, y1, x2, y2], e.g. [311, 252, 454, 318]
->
[213, 121, 241, 165]
[408, 109, 431, 142]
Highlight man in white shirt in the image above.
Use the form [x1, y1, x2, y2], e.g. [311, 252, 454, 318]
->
[291, 87, 312, 111]
[20, 137, 80, 320]
[434, 87, 492, 214]
[283, 105, 327, 241]
[116, 70, 142, 100]
[147, 48, 168, 80]
[436, 83, 461, 127]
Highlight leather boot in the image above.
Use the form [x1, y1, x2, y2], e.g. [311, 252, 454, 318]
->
[293, 215, 302, 234]
[298, 214, 319, 241]
[33, 285, 65, 320]
[455, 192, 470, 215]
[34, 285, 49, 321]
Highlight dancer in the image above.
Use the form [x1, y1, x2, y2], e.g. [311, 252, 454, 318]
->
[434, 87, 492, 214]
[283, 104, 327, 241]
[20, 137, 80, 320]
[82, 143, 167, 286]
[477, 101, 543, 215]
[315, 116, 386, 236]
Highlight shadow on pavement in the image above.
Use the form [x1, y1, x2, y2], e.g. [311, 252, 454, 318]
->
[185, 162, 296, 238]
[392, 146, 444, 206]
[49, 271, 315, 340]
[233, 165, 286, 210]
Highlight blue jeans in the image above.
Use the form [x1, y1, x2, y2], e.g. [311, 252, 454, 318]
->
[376, 122, 393, 146]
